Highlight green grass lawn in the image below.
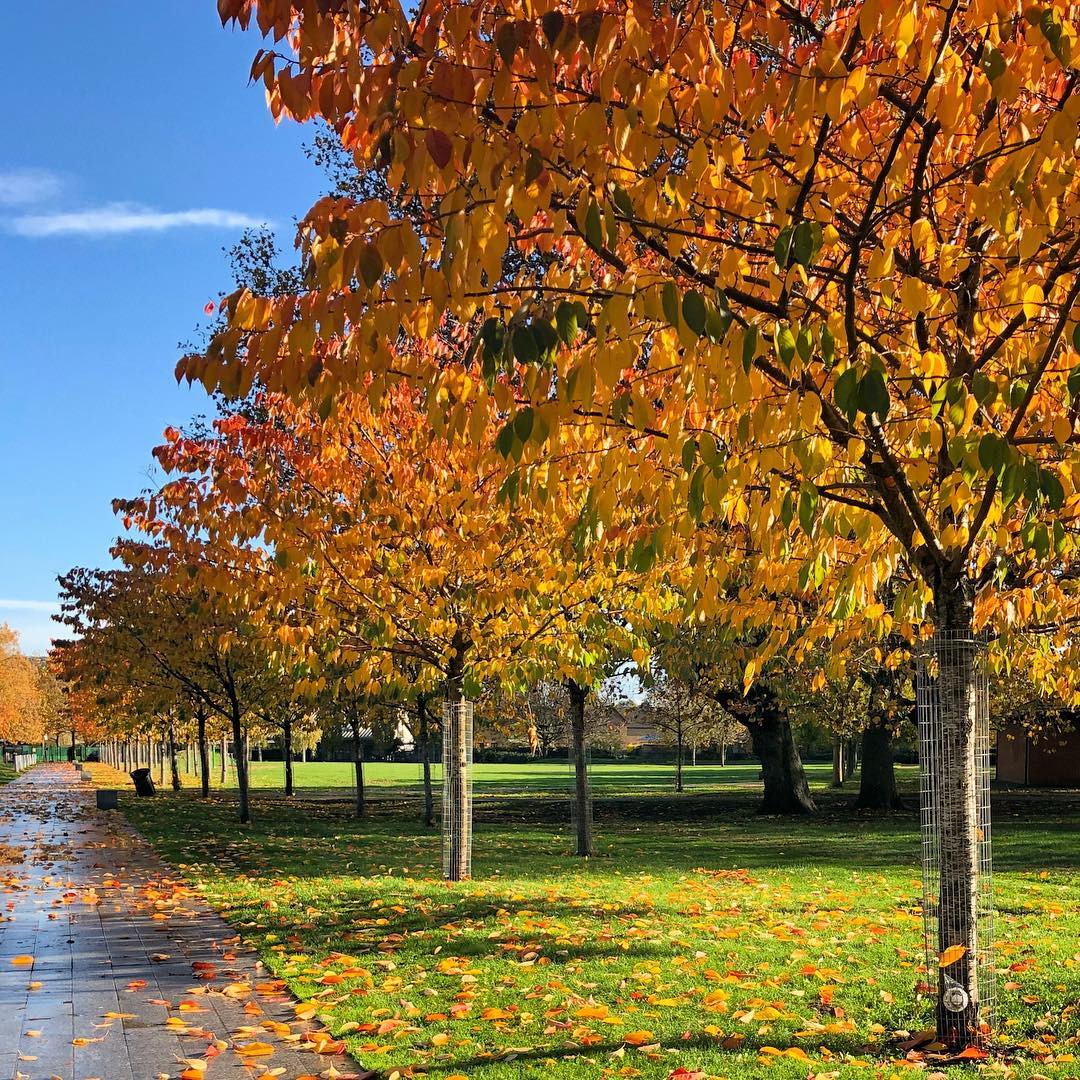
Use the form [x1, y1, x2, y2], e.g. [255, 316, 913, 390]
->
[184, 758, 920, 798]
[121, 780, 1080, 1080]
[0, 762, 15, 786]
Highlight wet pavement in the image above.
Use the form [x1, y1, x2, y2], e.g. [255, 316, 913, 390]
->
[0, 764, 364, 1080]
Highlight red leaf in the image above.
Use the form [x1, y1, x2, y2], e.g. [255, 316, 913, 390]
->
[425, 129, 453, 169]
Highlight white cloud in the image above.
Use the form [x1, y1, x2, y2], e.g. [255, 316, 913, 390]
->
[0, 599, 57, 612]
[10, 202, 269, 238]
[0, 167, 63, 206]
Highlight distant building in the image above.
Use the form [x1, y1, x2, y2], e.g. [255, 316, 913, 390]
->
[997, 723, 1080, 786]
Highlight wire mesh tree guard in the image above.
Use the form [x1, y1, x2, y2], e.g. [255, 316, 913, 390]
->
[442, 699, 473, 881]
[916, 631, 994, 1048]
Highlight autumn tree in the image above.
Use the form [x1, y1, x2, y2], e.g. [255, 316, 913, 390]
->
[56, 556, 281, 823]
[644, 670, 731, 793]
[142, 386, 661, 873]
[194, 0, 1080, 1044]
[0, 625, 44, 745]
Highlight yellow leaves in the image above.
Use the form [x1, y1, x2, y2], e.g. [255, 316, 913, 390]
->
[759, 1045, 811, 1061]
[1054, 417, 1073, 446]
[622, 1030, 655, 1046]
[910, 217, 935, 256]
[800, 395, 822, 430]
[234, 1041, 275, 1056]
[11, 955, 33, 967]
[1023, 284, 1045, 320]
[938, 945, 967, 968]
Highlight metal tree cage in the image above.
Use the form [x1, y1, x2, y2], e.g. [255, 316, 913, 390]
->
[442, 700, 474, 881]
[917, 631, 995, 1047]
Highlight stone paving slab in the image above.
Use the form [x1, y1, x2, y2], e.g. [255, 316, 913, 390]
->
[0, 765, 369, 1080]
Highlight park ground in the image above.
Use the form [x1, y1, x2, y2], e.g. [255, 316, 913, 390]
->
[88, 760, 1080, 1080]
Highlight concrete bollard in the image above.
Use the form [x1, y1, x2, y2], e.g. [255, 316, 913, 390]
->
[96, 789, 118, 810]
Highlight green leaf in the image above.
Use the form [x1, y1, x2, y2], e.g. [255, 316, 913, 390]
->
[513, 406, 535, 442]
[683, 291, 707, 336]
[741, 325, 758, 373]
[930, 381, 949, 419]
[980, 43, 1006, 81]
[798, 483, 820, 537]
[820, 324, 836, 365]
[1039, 466, 1065, 510]
[703, 300, 731, 344]
[834, 367, 860, 421]
[792, 221, 822, 267]
[780, 491, 795, 529]
[978, 433, 1008, 475]
[774, 323, 796, 368]
[972, 371, 996, 406]
[1069, 366, 1080, 400]
[698, 430, 719, 466]
[857, 370, 890, 420]
[495, 422, 516, 458]
[584, 199, 604, 249]
[680, 437, 697, 473]
[611, 185, 634, 218]
[774, 225, 794, 269]
[512, 324, 539, 365]
[796, 326, 814, 363]
[662, 281, 681, 329]
[555, 301, 587, 345]
[524, 151, 543, 187]
[531, 318, 559, 364]
[688, 464, 707, 523]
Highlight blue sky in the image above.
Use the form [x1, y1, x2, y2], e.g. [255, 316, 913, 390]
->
[0, 5, 324, 655]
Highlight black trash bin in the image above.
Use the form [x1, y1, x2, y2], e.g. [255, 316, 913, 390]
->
[130, 768, 156, 797]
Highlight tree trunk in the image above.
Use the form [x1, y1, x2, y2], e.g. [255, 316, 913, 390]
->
[675, 724, 684, 793]
[444, 645, 472, 881]
[351, 714, 365, 818]
[720, 738, 727, 766]
[855, 719, 903, 810]
[743, 712, 816, 814]
[231, 713, 250, 824]
[220, 736, 228, 783]
[158, 740, 166, 787]
[168, 725, 181, 792]
[283, 716, 294, 798]
[418, 698, 435, 827]
[832, 737, 846, 787]
[197, 709, 210, 799]
[567, 680, 593, 857]
[928, 575, 982, 1049]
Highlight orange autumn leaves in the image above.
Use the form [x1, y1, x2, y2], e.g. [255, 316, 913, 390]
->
[200, 0, 1080, 700]
[126, 385, 666, 706]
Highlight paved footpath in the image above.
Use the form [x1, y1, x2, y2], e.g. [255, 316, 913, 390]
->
[0, 765, 368, 1080]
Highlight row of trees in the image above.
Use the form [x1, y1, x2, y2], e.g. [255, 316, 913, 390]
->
[0, 624, 71, 748]
[58, 0, 1080, 1048]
